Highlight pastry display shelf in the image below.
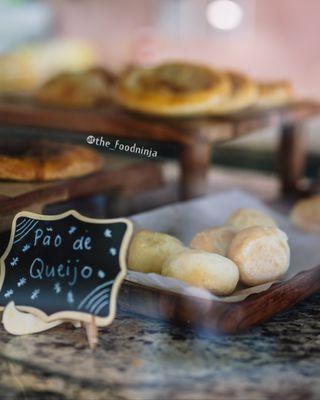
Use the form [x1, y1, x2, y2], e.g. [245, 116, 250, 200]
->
[0, 99, 319, 199]
[0, 158, 162, 233]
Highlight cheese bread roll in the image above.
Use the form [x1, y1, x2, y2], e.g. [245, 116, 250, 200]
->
[226, 208, 277, 230]
[162, 249, 239, 295]
[128, 230, 185, 274]
[227, 226, 290, 286]
[290, 196, 320, 233]
[190, 226, 237, 256]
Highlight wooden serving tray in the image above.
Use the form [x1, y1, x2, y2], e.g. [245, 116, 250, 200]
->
[119, 265, 320, 333]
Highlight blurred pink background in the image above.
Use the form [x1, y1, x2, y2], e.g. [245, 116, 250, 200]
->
[50, 0, 320, 99]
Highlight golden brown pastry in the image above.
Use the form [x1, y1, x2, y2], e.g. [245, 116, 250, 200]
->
[162, 249, 239, 295]
[190, 226, 237, 256]
[210, 71, 257, 114]
[116, 62, 231, 116]
[226, 208, 277, 230]
[0, 140, 103, 181]
[36, 67, 115, 108]
[128, 230, 185, 274]
[256, 80, 293, 108]
[290, 196, 320, 233]
[227, 226, 290, 286]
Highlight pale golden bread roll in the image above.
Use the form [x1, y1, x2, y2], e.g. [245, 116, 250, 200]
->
[116, 62, 231, 116]
[256, 80, 293, 108]
[226, 208, 277, 230]
[36, 67, 115, 108]
[210, 71, 257, 115]
[290, 196, 320, 233]
[128, 230, 185, 274]
[227, 226, 290, 286]
[162, 249, 239, 295]
[190, 226, 237, 256]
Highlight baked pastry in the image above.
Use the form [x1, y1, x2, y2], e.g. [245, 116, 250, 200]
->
[0, 140, 103, 181]
[226, 208, 277, 230]
[162, 249, 239, 295]
[36, 67, 115, 108]
[0, 52, 36, 93]
[290, 196, 320, 233]
[116, 62, 231, 116]
[256, 80, 293, 108]
[128, 230, 185, 274]
[210, 71, 257, 115]
[227, 226, 290, 286]
[190, 226, 237, 256]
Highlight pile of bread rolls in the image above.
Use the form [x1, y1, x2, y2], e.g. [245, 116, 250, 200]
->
[128, 208, 290, 296]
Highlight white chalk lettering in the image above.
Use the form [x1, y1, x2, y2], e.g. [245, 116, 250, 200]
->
[54, 235, 62, 247]
[29, 257, 92, 287]
[73, 236, 92, 251]
[43, 235, 51, 246]
[30, 257, 45, 279]
[81, 266, 93, 279]
[68, 267, 78, 286]
[34, 229, 43, 246]
[33, 229, 62, 248]
[57, 264, 65, 277]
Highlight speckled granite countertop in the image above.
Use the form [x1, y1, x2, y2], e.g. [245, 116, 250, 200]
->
[0, 293, 320, 400]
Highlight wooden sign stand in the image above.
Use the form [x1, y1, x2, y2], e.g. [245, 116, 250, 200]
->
[2, 301, 62, 335]
[2, 301, 99, 349]
[0, 210, 133, 349]
[85, 316, 98, 350]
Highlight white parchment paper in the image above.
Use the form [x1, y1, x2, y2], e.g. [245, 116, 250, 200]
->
[127, 190, 320, 303]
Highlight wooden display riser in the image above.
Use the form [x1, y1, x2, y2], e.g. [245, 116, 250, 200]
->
[0, 159, 163, 232]
[0, 99, 319, 199]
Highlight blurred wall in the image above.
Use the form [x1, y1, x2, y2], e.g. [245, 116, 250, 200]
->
[50, 0, 320, 98]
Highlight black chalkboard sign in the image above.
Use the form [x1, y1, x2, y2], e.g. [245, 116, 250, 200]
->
[0, 211, 132, 326]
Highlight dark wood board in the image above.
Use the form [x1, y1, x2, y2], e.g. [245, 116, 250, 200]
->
[0, 100, 319, 145]
[119, 265, 320, 333]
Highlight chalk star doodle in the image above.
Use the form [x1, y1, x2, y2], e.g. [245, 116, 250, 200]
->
[22, 244, 31, 252]
[31, 289, 40, 300]
[46, 227, 53, 232]
[68, 226, 77, 234]
[98, 270, 106, 279]
[109, 247, 117, 256]
[10, 257, 19, 267]
[17, 277, 27, 287]
[4, 289, 13, 298]
[54, 282, 61, 294]
[67, 291, 74, 304]
[104, 228, 112, 238]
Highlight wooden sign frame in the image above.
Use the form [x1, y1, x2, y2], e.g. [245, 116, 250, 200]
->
[0, 210, 133, 328]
